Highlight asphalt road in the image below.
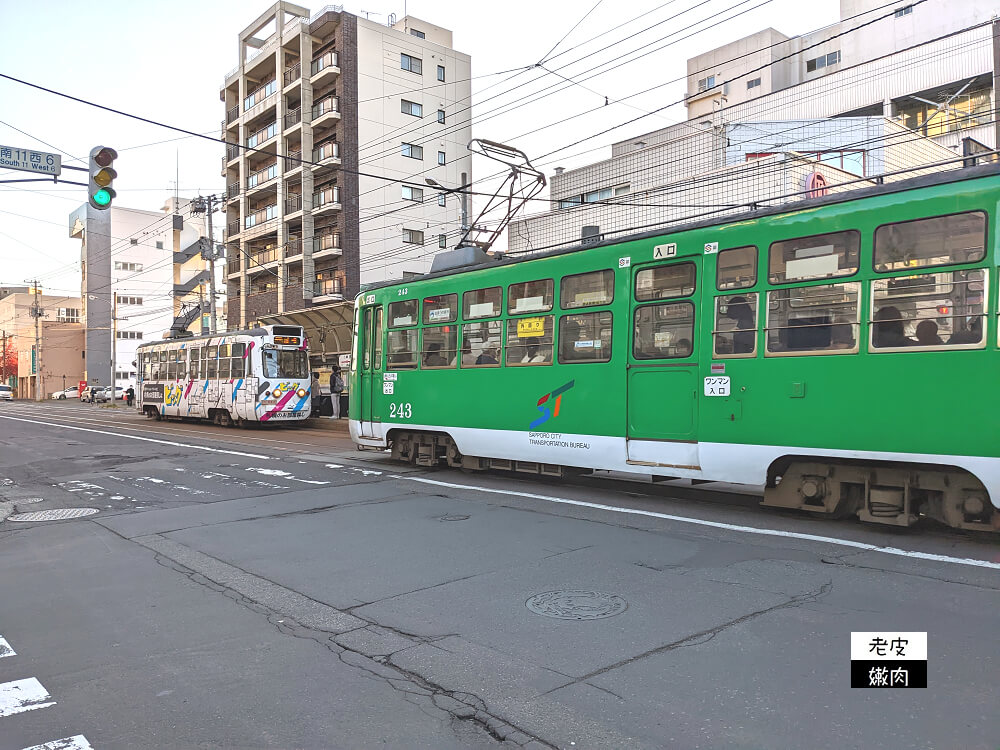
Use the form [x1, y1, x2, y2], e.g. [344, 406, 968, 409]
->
[0, 400, 997, 750]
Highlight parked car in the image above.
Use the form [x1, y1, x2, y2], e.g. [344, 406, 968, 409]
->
[95, 386, 125, 403]
[80, 386, 102, 403]
[51, 385, 80, 400]
[0, 385, 12, 402]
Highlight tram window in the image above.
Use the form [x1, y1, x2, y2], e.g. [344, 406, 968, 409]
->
[506, 316, 554, 365]
[714, 293, 758, 357]
[463, 287, 501, 319]
[231, 344, 245, 379]
[871, 268, 986, 350]
[206, 346, 218, 378]
[633, 302, 694, 359]
[166, 351, 177, 380]
[262, 349, 309, 378]
[635, 262, 696, 301]
[765, 282, 859, 355]
[508, 279, 553, 314]
[559, 311, 612, 363]
[874, 212, 986, 272]
[421, 326, 457, 368]
[388, 299, 418, 328]
[386, 329, 418, 370]
[423, 294, 457, 324]
[561, 270, 614, 309]
[461, 321, 502, 367]
[769, 231, 859, 284]
[373, 307, 384, 369]
[716, 246, 757, 290]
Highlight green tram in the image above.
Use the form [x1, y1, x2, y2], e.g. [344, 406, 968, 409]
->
[349, 165, 1000, 532]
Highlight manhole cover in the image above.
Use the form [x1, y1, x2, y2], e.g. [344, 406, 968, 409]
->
[525, 590, 628, 620]
[8, 508, 99, 522]
[438, 514, 470, 522]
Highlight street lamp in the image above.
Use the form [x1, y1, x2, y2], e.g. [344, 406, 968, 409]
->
[424, 177, 470, 231]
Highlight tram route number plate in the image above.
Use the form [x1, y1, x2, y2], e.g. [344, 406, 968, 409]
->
[517, 317, 545, 337]
[704, 376, 730, 396]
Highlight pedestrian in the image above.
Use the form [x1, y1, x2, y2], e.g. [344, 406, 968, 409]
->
[125, 384, 135, 407]
[310, 372, 321, 417]
[329, 365, 345, 420]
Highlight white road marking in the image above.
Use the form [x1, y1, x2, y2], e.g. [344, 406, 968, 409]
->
[0, 636, 15, 658]
[0, 678, 56, 717]
[20, 735, 94, 750]
[0, 414, 270, 460]
[245, 467, 329, 485]
[401, 476, 1000, 572]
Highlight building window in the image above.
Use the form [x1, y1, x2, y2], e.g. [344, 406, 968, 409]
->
[401, 185, 423, 202]
[806, 51, 840, 73]
[401, 99, 423, 117]
[438, 234, 447, 248]
[437, 151, 446, 166]
[57, 308, 79, 323]
[401, 142, 424, 160]
[438, 194, 446, 207]
[437, 65, 445, 82]
[403, 229, 424, 245]
[894, 4, 912, 16]
[116, 331, 143, 340]
[116, 295, 143, 306]
[155, 241, 164, 249]
[697, 75, 715, 92]
[401, 53, 422, 74]
[437, 109, 445, 124]
[114, 262, 143, 272]
[410, 28, 425, 38]
[747, 77, 761, 89]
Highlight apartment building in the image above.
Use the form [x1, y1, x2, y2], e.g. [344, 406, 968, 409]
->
[220, 2, 472, 329]
[69, 198, 211, 390]
[0, 289, 84, 399]
[508, 0, 997, 253]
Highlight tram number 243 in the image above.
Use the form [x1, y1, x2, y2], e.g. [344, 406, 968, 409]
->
[389, 402, 413, 419]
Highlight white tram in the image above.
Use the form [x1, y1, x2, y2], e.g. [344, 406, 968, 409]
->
[135, 325, 312, 426]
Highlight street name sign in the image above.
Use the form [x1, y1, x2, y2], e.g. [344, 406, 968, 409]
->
[0, 145, 61, 176]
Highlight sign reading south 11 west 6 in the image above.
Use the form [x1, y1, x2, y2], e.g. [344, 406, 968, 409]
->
[0, 145, 61, 176]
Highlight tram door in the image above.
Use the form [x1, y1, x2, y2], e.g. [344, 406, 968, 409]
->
[626, 257, 701, 467]
[358, 306, 383, 439]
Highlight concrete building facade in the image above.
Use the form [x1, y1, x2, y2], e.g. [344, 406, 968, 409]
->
[69, 199, 212, 391]
[508, 0, 997, 253]
[220, 3, 472, 328]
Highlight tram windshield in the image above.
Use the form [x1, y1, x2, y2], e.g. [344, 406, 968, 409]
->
[262, 349, 309, 379]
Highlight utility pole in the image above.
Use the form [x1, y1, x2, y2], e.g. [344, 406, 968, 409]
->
[191, 195, 221, 334]
[111, 293, 118, 400]
[1, 329, 6, 384]
[31, 281, 42, 401]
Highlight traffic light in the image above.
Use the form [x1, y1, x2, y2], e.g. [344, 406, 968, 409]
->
[88, 146, 118, 210]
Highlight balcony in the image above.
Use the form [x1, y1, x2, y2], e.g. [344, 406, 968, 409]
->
[311, 186, 340, 217]
[226, 182, 240, 200]
[243, 79, 276, 112]
[284, 194, 303, 214]
[250, 246, 281, 266]
[244, 204, 278, 234]
[312, 140, 340, 167]
[313, 232, 341, 254]
[284, 149, 303, 173]
[284, 107, 302, 131]
[310, 96, 340, 129]
[310, 51, 340, 88]
[226, 144, 240, 163]
[314, 278, 344, 299]
[286, 238, 303, 257]
[246, 121, 278, 149]
[226, 105, 239, 124]
[283, 61, 301, 89]
[227, 259, 241, 276]
[227, 220, 240, 237]
[246, 162, 278, 192]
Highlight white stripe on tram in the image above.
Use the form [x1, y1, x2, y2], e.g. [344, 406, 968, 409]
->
[400, 476, 1000, 571]
[0, 678, 56, 717]
[0, 415, 271, 461]
[21, 736, 94, 750]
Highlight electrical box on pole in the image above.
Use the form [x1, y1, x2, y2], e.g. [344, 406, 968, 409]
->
[88, 146, 118, 210]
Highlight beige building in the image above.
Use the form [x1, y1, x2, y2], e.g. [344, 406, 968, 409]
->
[0, 289, 84, 400]
[221, 3, 473, 329]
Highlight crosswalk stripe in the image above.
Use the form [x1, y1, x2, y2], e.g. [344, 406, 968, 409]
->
[0, 636, 15, 658]
[20, 736, 93, 750]
[0, 678, 55, 717]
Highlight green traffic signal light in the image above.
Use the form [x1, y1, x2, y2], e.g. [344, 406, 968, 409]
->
[88, 145, 118, 210]
[92, 188, 112, 207]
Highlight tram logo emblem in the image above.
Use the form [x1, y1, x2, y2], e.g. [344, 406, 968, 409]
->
[530, 380, 575, 430]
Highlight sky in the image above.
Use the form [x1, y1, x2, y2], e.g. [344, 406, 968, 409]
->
[0, 0, 841, 298]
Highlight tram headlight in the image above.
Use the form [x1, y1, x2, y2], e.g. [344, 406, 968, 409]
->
[296, 388, 307, 398]
[272, 389, 282, 398]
